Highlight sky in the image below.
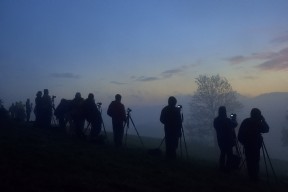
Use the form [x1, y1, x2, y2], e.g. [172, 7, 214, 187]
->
[1, 0, 288, 108]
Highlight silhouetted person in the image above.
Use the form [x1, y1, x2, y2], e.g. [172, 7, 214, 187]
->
[160, 96, 182, 159]
[14, 102, 26, 122]
[0, 105, 9, 126]
[83, 93, 102, 141]
[238, 108, 269, 182]
[214, 106, 238, 172]
[107, 94, 126, 147]
[9, 103, 16, 120]
[25, 99, 33, 122]
[34, 91, 42, 127]
[41, 89, 53, 129]
[71, 92, 85, 138]
[54, 99, 72, 131]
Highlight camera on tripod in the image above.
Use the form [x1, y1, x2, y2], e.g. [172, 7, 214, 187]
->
[52, 95, 56, 100]
[230, 113, 237, 119]
[177, 105, 182, 109]
[127, 108, 132, 113]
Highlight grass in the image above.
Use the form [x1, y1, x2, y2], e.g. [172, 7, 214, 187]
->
[0, 122, 287, 192]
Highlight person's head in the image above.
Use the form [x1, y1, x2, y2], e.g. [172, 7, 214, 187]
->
[115, 94, 122, 102]
[44, 89, 49, 95]
[88, 93, 94, 100]
[168, 96, 177, 106]
[250, 108, 262, 120]
[75, 92, 81, 99]
[36, 91, 42, 97]
[218, 106, 227, 117]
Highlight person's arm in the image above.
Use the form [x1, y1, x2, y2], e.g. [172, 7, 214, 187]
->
[107, 102, 112, 117]
[260, 116, 269, 133]
[231, 119, 238, 128]
[160, 108, 165, 124]
[177, 109, 182, 137]
[213, 118, 218, 130]
[121, 104, 126, 122]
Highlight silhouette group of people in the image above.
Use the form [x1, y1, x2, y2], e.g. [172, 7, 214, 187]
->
[3, 90, 271, 182]
[34, 89, 53, 129]
[54, 92, 102, 141]
[8, 101, 31, 122]
[214, 106, 270, 182]
[25, 99, 33, 122]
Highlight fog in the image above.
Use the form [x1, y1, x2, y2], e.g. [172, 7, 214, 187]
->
[3, 92, 288, 161]
[101, 92, 288, 161]
[236, 92, 288, 161]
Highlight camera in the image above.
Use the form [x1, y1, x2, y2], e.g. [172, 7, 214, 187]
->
[97, 102, 102, 106]
[230, 113, 236, 119]
[177, 105, 182, 109]
[52, 95, 56, 99]
[127, 108, 132, 113]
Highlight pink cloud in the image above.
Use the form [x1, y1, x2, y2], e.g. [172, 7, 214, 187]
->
[242, 75, 258, 80]
[227, 52, 277, 65]
[257, 48, 288, 71]
[228, 47, 288, 71]
[227, 56, 248, 64]
[271, 32, 288, 44]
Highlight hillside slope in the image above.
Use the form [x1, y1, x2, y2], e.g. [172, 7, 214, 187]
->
[0, 124, 287, 192]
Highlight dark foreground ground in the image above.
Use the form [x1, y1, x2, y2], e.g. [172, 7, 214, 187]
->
[0, 123, 287, 192]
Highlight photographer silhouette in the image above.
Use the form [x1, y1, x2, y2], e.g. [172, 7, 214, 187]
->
[238, 108, 269, 181]
[107, 94, 126, 147]
[214, 106, 238, 172]
[160, 96, 182, 159]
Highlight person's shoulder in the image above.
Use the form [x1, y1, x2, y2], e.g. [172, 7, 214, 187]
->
[240, 118, 251, 125]
[162, 105, 169, 111]
[214, 116, 220, 121]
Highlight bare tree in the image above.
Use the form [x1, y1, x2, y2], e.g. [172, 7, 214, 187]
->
[186, 74, 243, 145]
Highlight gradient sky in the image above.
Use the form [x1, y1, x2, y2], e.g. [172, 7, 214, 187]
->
[1, 0, 288, 108]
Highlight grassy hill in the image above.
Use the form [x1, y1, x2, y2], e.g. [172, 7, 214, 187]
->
[0, 123, 287, 192]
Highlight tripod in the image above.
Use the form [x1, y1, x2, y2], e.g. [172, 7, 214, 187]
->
[97, 103, 107, 137]
[262, 140, 277, 183]
[51, 96, 58, 127]
[235, 136, 246, 170]
[124, 108, 144, 147]
[179, 108, 188, 159]
[85, 103, 107, 138]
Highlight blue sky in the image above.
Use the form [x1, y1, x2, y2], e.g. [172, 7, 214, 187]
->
[1, 0, 288, 108]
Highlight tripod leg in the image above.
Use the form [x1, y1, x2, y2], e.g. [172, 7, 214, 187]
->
[262, 145, 269, 182]
[100, 115, 107, 137]
[235, 142, 242, 158]
[129, 116, 144, 147]
[181, 126, 189, 159]
[262, 141, 277, 182]
[84, 122, 91, 135]
[240, 158, 246, 169]
[102, 122, 107, 137]
[240, 147, 246, 169]
[158, 137, 165, 149]
[179, 136, 183, 157]
[124, 119, 128, 147]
